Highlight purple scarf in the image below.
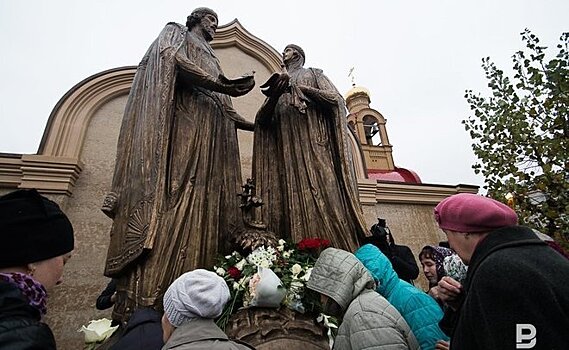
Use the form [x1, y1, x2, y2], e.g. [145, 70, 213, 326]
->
[0, 272, 48, 315]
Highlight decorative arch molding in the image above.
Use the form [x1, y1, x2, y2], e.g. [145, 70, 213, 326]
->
[39, 67, 136, 158]
[0, 67, 136, 194]
[212, 19, 282, 73]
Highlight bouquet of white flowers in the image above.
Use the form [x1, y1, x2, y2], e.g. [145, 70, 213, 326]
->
[213, 238, 329, 330]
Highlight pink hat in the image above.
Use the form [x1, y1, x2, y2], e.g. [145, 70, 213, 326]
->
[434, 193, 518, 233]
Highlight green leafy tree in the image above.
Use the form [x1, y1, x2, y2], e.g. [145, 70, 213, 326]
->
[463, 29, 568, 240]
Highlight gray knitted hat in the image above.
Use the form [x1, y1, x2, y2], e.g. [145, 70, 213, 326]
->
[163, 269, 230, 327]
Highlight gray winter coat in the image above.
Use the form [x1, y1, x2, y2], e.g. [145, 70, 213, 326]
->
[162, 318, 254, 350]
[307, 248, 419, 350]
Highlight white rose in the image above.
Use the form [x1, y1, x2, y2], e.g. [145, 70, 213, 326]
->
[235, 259, 247, 271]
[291, 263, 302, 276]
[78, 318, 119, 343]
[216, 267, 226, 276]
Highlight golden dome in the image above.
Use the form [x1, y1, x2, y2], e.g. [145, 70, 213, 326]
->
[345, 85, 371, 101]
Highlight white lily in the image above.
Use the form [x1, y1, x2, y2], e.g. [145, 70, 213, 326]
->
[78, 318, 119, 344]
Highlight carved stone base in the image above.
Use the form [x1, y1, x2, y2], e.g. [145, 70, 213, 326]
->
[226, 308, 329, 349]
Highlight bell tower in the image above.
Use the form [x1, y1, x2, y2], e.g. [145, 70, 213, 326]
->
[345, 85, 395, 172]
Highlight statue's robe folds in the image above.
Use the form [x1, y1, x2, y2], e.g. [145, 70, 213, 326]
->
[252, 67, 367, 252]
[104, 23, 243, 320]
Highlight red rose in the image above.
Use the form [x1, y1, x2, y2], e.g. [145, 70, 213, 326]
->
[298, 238, 330, 251]
[297, 238, 310, 250]
[228, 266, 241, 279]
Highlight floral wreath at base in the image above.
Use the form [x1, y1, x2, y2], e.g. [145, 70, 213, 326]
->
[212, 237, 338, 345]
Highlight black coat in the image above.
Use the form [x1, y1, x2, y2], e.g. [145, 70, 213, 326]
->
[451, 226, 569, 350]
[0, 280, 56, 350]
[390, 244, 420, 283]
[108, 308, 164, 350]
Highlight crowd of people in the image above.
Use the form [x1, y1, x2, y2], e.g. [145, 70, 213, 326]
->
[2, 6, 569, 350]
[2, 189, 569, 349]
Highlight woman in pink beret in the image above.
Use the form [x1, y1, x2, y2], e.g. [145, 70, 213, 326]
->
[434, 193, 569, 350]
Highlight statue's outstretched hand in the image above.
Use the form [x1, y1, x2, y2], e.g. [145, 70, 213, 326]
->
[260, 72, 289, 97]
[218, 73, 255, 97]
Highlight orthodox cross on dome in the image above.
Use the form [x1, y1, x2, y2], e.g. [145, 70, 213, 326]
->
[348, 67, 357, 87]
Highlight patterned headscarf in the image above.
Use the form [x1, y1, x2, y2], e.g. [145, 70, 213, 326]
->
[419, 245, 455, 283]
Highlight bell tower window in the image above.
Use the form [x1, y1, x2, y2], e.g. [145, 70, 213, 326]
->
[363, 115, 381, 146]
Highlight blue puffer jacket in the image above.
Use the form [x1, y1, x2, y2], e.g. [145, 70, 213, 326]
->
[356, 244, 449, 350]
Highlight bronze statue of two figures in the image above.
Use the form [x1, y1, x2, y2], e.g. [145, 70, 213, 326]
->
[101, 7, 369, 327]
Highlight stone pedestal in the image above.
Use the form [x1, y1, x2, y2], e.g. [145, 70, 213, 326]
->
[226, 308, 329, 349]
